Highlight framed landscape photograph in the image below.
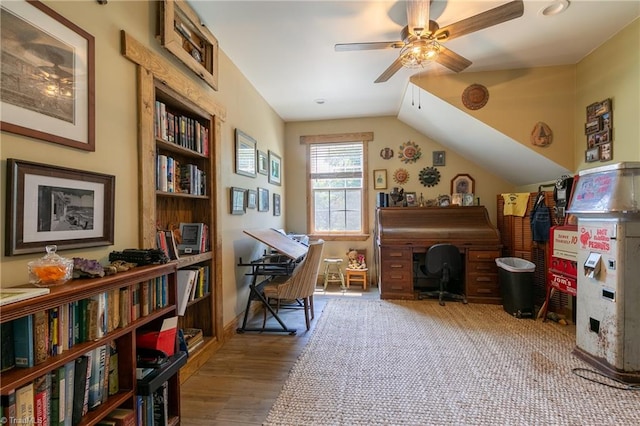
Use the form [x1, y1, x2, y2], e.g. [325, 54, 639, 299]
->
[6, 159, 115, 255]
[0, 0, 95, 151]
[258, 187, 269, 212]
[268, 151, 282, 185]
[235, 129, 257, 177]
[230, 187, 246, 215]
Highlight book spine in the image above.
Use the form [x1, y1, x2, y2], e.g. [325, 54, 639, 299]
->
[1, 389, 16, 423]
[15, 382, 34, 426]
[64, 361, 75, 426]
[12, 315, 34, 368]
[107, 343, 119, 397]
[1, 321, 15, 372]
[51, 366, 66, 426]
[34, 310, 49, 365]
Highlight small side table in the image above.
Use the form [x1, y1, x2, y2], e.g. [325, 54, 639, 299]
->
[346, 268, 368, 290]
[323, 258, 345, 290]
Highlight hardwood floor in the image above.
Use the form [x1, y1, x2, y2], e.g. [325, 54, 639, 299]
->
[180, 283, 379, 425]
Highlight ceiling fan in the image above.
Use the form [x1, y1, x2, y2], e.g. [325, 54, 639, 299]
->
[335, 0, 524, 83]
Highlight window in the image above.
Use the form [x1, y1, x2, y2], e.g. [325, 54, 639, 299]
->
[301, 132, 372, 240]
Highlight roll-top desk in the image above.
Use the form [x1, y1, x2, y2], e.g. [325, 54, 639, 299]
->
[376, 206, 502, 302]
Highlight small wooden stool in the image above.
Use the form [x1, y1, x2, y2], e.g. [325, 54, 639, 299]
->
[323, 258, 345, 290]
[346, 268, 368, 290]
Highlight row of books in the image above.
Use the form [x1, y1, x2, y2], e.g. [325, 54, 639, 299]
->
[154, 100, 209, 156]
[1, 343, 119, 426]
[136, 381, 168, 426]
[156, 154, 207, 196]
[1, 278, 169, 370]
[176, 266, 211, 316]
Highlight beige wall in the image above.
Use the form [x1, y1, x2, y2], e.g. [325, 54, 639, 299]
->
[0, 1, 286, 326]
[1, 3, 638, 330]
[284, 117, 514, 265]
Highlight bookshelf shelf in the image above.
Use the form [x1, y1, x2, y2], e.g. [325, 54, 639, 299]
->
[0, 263, 178, 425]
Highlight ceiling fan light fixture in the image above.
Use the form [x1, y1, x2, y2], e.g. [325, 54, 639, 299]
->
[399, 40, 440, 68]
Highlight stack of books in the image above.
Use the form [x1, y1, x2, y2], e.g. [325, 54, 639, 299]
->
[182, 328, 204, 353]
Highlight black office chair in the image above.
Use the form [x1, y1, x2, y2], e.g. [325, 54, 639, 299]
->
[419, 244, 467, 306]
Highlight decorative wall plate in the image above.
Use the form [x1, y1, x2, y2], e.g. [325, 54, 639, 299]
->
[418, 166, 440, 187]
[462, 84, 489, 110]
[380, 147, 394, 159]
[392, 168, 409, 185]
[398, 141, 421, 163]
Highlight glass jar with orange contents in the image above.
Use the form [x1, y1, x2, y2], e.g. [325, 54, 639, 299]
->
[27, 245, 73, 286]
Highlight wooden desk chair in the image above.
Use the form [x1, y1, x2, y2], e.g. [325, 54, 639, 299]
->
[262, 240, 324, 330]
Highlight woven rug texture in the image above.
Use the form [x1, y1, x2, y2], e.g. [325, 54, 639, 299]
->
[264, 299, 640, 425]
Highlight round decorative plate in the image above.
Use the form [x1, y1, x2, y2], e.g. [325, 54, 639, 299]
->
[392, 168, 410, 185]
[398, 141, 422, 163]
[419, 166, 440, 187]
[462, 84, 489, 110]
[380, 147, 394, 160]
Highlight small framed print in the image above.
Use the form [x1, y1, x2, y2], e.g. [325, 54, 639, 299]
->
[257, 150, 268, 175]
[585, 117, 601, 135]
[585, 147, 600, 163]
[601, 112, 612, 129]
[593, 129, 610, 146]
[405, 192, 417, 207]
[450, 174, 475, 195]
[600, 142, 613, 162]
[246, 189, 257, 209]
[373, 169, 387, 190]
[235, 129, 257, 177]
[594, 98, 611, 116]
[230, 187, 246, 215]
[432, 151, 445, 167]
[451, 193, 463, 206]
[258, 187, 269, 212]
[273, 193, 281, 216]
[462, 193, 475, 206]
[268, 151, 282, 186]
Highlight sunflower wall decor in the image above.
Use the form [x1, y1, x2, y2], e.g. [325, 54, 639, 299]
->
[392, 168, 410, 185]
[398, 141, 421, 163]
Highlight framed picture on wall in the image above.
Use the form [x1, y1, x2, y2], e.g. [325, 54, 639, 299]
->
[0, 0, 95, 151]
[450, 174, 475, 195]
[258, 187, 269, 212]
[235, 129, 257, 177]
[230, 187, 246, 215]
[268, 151, 282, 185]
[6, 159, 115, 255]
[273, 193, 281, 216]
[373, 169, 387, 190]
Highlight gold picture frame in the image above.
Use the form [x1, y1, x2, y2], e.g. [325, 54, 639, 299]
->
[373, 169, 387, 190]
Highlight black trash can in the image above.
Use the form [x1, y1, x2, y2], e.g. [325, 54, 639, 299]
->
[495, 257, 536, 318]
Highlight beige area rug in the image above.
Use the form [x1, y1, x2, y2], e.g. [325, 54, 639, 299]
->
[264, 299, 640, 425]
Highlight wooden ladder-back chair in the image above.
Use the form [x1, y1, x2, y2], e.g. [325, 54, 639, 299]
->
[262, 239, 324, 330]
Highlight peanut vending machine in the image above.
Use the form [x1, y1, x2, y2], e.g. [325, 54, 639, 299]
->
[568, 162, 640, 383]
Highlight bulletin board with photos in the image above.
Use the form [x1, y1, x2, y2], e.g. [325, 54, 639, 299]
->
[584, 98, 613, 162]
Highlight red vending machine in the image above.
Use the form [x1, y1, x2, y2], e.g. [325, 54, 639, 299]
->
[547, 225, 578, 298]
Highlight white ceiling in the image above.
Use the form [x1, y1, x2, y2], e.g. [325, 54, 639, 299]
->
[191, 0, 639, 122]
[189, 0, 639, 185]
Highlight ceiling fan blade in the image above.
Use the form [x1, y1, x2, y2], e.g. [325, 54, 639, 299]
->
[335, 41, 404, 52]
[435, 46, 472, 73]
[435, 0, 524, 41]
[406, 0, 430, 36]
[374, 57, 404, 83]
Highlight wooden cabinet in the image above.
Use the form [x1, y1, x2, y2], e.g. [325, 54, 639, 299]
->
[121, 31, 224, 385]
[465, 249, 501, 303]
[0, 264, 180, 425]
[379, 247, 414, 299]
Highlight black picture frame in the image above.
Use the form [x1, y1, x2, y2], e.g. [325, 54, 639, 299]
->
[6, 159, 115, 255]
[235, 129, 257, 177]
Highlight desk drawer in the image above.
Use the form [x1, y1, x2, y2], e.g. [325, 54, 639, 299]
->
[468, 250, 500, 262]
[467, 261, 498, 274]
[466, 273, 500, 297]
[380, 247, 412, 261]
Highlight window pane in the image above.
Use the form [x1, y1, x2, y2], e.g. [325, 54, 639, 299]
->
[309, 141, 365, 234]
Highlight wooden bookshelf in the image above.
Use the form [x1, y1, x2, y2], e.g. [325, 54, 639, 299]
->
[121, 30, 224, 385]
[0, 263, 179, 425]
